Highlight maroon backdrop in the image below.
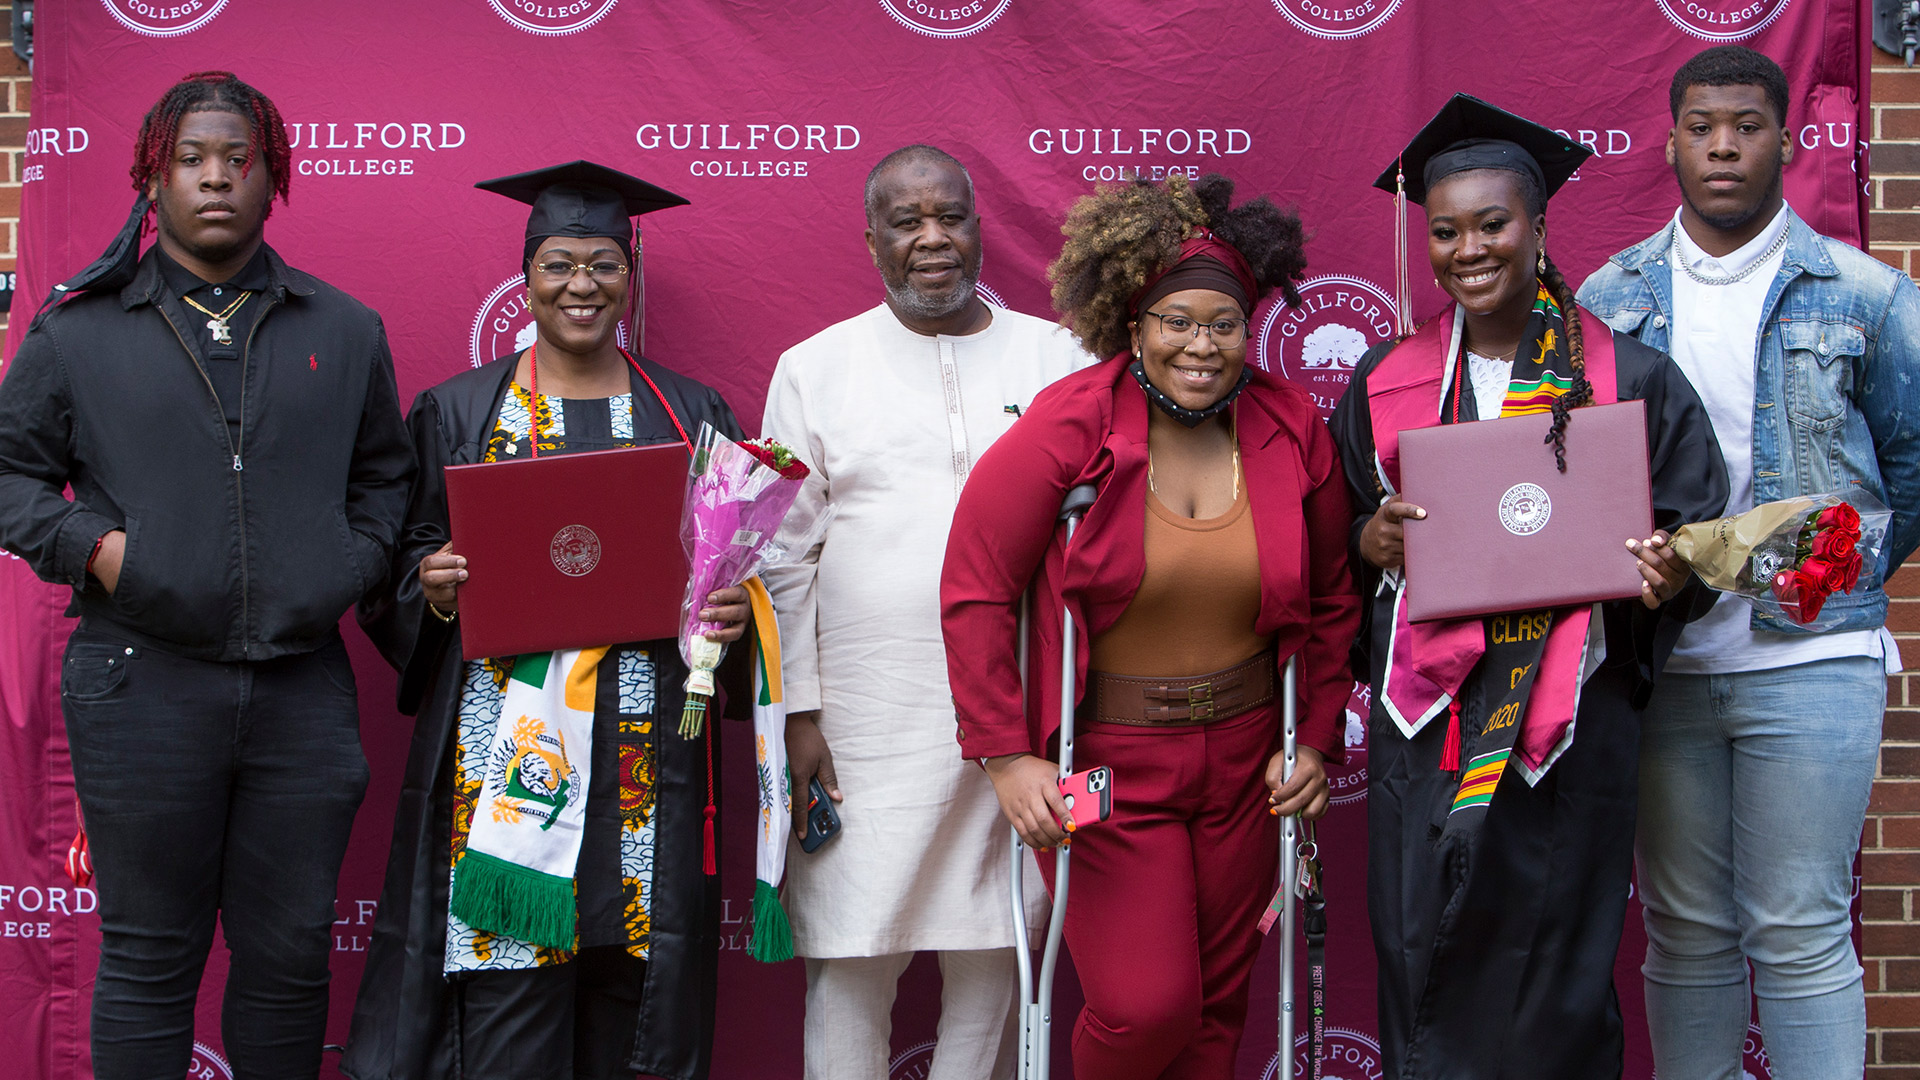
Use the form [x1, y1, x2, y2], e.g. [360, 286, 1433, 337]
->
[0, 2, 1870, 1078]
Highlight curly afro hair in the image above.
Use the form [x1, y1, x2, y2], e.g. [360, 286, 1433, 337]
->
[1047, 173, 1308, 360]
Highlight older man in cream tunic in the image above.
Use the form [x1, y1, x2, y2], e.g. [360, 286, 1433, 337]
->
[761, 145, 1090, 1080]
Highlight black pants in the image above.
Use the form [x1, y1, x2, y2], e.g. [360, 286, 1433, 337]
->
[451, 946, 648, 1080]
[61, 623, 368, 1080]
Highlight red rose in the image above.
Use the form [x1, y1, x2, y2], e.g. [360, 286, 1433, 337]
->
[1797, 586, 1829, 623]
[1810, 530, 1845, 561]
[740, 439, 811, 481]
[1772, 569, 1799, 602]
[1820, 558, 1848, 594]
[1818, 503, 1863, 532]
[1842, 551, 1864, 592]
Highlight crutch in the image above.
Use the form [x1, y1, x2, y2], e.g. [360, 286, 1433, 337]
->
[1011, 483, 1099, 1080]
[1277, 656, 1301, 1078]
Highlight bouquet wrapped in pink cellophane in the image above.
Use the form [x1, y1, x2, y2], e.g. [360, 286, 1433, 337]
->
[678, 422, 832, 737]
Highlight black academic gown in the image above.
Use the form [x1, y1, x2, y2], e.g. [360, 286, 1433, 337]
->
[340, 353, 746, 1080]
[1326, 327, 1728, 1080]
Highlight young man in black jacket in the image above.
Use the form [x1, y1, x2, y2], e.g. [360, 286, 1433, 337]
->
[0, 72, 413, 1080]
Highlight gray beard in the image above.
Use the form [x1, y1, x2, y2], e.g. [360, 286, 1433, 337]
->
[885, 270, 979, 322]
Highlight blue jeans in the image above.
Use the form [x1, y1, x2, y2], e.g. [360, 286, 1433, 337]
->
[1637, 655, 1882, 1080]
[61, 624, 369, 1080]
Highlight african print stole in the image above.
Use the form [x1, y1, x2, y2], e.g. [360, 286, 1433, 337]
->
[1366, 289, 1617, 828]
[451, 648, 607, 950]
[445, 386, 657, 968]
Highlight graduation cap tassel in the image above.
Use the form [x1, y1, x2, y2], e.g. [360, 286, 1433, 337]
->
[1393, 160, 1414, 339]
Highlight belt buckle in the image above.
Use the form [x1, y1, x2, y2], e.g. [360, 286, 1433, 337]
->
[1187, 680, 1214, 722]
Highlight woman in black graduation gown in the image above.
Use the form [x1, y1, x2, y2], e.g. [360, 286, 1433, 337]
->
[341, 162, 748, 1080]
[1326, 97, 1728, 1079]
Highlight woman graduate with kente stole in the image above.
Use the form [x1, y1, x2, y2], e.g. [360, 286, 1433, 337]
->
[1326, 96, 1729, 1080]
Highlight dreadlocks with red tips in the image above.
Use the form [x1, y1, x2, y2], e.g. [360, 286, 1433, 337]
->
[130, 71, 291, 214]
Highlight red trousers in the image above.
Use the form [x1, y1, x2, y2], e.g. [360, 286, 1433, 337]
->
[1039, 702, 1280, 1080]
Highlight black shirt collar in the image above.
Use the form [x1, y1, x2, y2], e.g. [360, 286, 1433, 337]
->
[155, 243, 272, 299]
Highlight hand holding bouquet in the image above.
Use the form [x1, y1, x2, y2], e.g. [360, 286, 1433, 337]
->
[678, 424, 832, 737]
[1669, 490, 1891, 629]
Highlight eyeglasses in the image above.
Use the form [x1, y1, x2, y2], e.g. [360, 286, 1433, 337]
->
[1143, 310, 1250, 349]
[532, 260, 630, 284]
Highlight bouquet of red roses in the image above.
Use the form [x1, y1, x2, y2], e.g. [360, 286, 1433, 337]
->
[677, 423, 832, 737]
[1670, 490, 1891, 629]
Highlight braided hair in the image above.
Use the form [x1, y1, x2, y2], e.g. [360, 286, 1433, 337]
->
[1048, 173, 1307, 359]
[1537, 255, 1591, 471]
[130, 72, 291, 213]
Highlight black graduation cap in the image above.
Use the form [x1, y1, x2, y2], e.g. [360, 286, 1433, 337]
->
[475, 160, 688, 249]
[1372, 94, 1592, 206]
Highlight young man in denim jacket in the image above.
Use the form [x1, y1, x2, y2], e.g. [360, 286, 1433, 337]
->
[1579, 46, 1920, 1080]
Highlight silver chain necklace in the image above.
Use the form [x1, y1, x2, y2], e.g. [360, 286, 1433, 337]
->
[1671, 222, 1788, 286]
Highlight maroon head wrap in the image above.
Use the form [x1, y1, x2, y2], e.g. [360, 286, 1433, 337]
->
[1130, 230, 1261, 317]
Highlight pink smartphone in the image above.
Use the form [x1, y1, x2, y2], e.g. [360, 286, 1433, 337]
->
[1058, 766, 1113, 832]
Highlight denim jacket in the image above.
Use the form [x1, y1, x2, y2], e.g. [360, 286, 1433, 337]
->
[1578, 207, 1920, 634]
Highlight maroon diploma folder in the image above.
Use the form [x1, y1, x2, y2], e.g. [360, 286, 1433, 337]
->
[443, 443, 690, 660]
[1398, 400, 1653, 622]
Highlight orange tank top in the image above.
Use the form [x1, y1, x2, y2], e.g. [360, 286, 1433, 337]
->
[1088, 486, 1272, 677]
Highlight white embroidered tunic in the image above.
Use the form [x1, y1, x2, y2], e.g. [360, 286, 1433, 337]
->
[761, 303, 1091, 956]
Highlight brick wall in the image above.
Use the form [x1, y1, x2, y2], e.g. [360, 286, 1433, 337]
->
[0, 4, 26, 339]
[1868, 44, 1920, 1077]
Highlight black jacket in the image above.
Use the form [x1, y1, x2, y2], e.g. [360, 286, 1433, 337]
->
[0, 245, 414, 661]
[342, 353, 745, 1080]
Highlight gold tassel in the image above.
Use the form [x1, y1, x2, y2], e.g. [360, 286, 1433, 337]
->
[1394, 157, 1414, 339]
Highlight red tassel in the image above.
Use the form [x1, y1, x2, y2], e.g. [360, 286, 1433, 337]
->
[1438, 699, 1461, 773]
[702, 721, 718, 876]
[702, 808, 718, 876]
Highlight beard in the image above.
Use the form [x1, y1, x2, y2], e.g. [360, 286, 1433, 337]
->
[884, 264, 981, 322]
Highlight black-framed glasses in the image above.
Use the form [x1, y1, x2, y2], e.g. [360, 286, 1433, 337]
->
[532, 260, 630, 284]
[1143, 310, 1250, 348]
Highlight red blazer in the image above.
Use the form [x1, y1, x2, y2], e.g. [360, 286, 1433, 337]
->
[940, 354, 1360, 763]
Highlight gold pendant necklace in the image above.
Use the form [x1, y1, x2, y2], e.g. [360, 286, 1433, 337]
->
[1147, 410, 1241, 502]
[180, 290, 253, 346]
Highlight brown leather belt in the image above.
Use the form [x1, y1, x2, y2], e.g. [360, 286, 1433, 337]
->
[1090, 648, 1278, 726]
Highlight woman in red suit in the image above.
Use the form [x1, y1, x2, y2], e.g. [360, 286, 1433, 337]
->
[940, 173, 1361, 1080]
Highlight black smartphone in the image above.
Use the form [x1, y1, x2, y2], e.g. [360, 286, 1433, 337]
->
[799, 775, 842, 853]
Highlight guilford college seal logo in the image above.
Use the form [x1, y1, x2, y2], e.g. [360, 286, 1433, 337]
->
[879, 0, 1012, 38]
[1329, 681, 1371, 807]
[189, 1041, 235, 1080]
[1263, 1026, 1387, 1080]
[889, 1039, 936, 1080]
[1255, 274, 1396, 418]
[1499, 484, 1551, 537]
[1654, 0, 1790, 42]
[488, 0, 619, 36]
[551, 525, 602, 577]
[471, 276, 627, 368]
[100, 0, 228, 37]
[1270, 0, 1405, 40]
